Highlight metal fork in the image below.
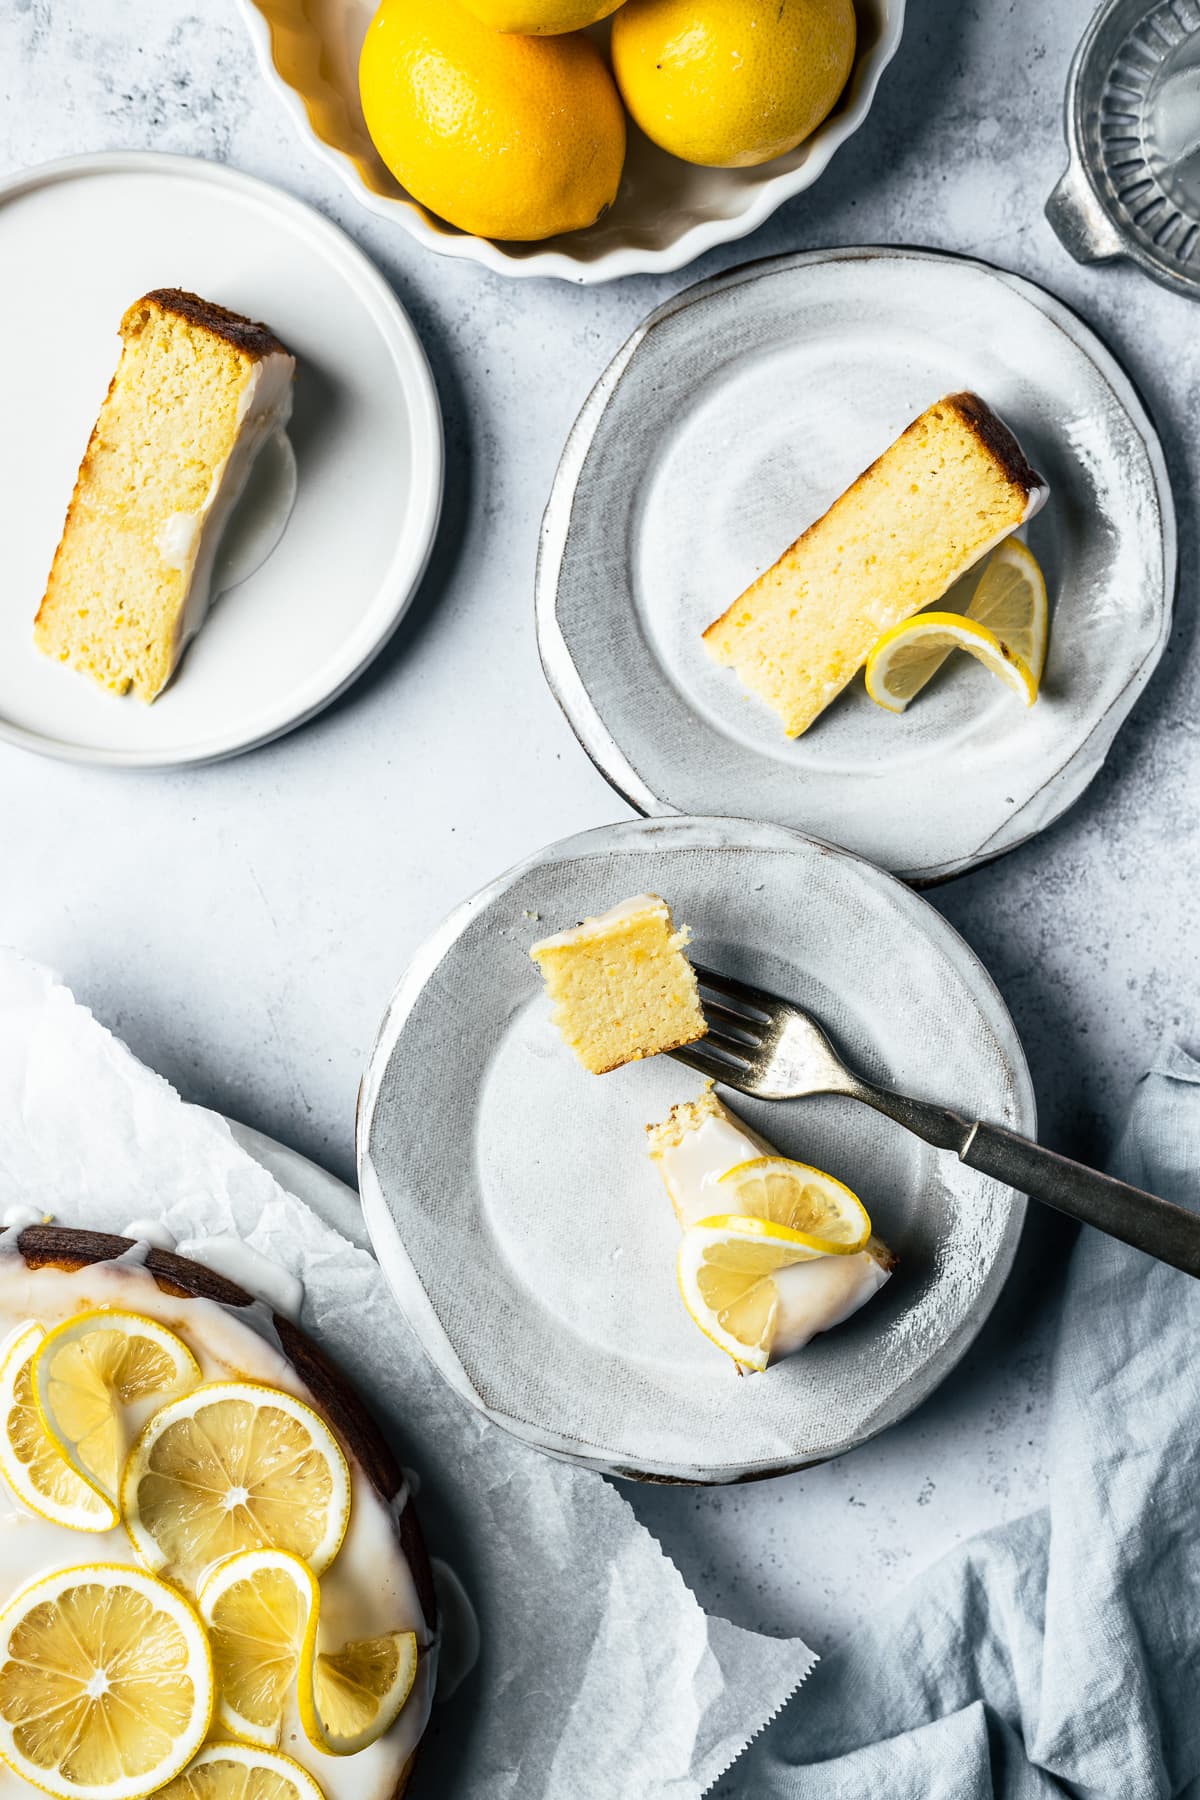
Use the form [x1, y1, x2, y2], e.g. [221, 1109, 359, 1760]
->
[671, 963, 1200, 1279]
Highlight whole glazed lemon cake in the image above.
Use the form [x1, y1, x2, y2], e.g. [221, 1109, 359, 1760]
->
[0, 1224, 435, 1800]
[34, 290, 295, 704]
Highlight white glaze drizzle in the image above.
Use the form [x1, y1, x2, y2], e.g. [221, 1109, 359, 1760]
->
[121, 1219, 177, 1252]
[430, 1559, 480, 1702]
[0, 1206, 45, 1233]
[109, 1239, 152, 1267]
[172, 1233, 304, 1322]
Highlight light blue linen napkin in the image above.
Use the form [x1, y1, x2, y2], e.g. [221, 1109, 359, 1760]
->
[722, 1041, 1200, 1799]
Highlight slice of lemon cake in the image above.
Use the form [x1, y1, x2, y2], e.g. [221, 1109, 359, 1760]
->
[530, 893, 706, 1074]
[34, 289, 295, 702]
[702, 392, 1048, 738]
[648, 1084, 894, 1368]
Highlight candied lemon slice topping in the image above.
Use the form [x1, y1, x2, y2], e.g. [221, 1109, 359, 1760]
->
[33, 1310, 200, 1510]
[0, 1563, 212, 1800]
[199, 1550, 319, 1748]
[716, 1157, 871, 1255]
[198, 1548, 418, 1760]
[154, 1741, 327, 1800]
[122, 1381, 351, 1590]
[300, 1628, 420, 1758]
[0, 1322, 116, 1531]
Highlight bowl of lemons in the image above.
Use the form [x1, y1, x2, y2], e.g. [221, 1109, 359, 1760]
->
[240, 0, 903, 281]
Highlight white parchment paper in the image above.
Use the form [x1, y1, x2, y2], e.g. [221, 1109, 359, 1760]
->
[0, 952, 815, 1798]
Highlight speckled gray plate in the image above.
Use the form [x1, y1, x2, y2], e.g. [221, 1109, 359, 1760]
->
[537, 248, 1176, 883]
[357, 816, 1034, 1484]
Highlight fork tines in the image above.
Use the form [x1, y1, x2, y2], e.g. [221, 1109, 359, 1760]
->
[672, 963, 778, 1083]
[671, 1040, 752, 1082]
[691, 962, 778, 1021]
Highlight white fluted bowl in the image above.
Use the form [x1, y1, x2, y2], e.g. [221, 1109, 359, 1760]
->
[238, 0, 904, 283]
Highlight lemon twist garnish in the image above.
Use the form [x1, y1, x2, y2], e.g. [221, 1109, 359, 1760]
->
[198, 1549, 419, 1759]
[716, 1156, 871, 1255]
[0, 1321, 116, 1530]
[32, 1309, 200, 1513]
[865, 538, 1048, 714]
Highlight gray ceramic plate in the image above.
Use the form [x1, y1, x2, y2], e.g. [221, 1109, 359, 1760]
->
[357, 816, 1034, 1484]
[537, 248, 1175, 883]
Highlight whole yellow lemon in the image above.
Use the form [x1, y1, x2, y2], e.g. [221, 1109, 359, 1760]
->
[359, 0, 626, 241]
[611, 0, 856, 168]
[460, 0, 626, 33]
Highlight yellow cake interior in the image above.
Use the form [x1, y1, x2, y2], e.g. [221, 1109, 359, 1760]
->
[34, 291, 293, 704]
[702, 392, 1045, 738]
[530, 893, 706, 1075]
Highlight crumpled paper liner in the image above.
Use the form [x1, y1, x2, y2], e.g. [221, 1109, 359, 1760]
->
[0, 951, 815, 1797]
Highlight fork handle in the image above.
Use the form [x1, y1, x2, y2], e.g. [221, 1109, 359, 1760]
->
[960, 1121, 1200, 1278]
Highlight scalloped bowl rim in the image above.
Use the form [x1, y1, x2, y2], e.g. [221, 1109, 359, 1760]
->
[237, 0, 906, 283]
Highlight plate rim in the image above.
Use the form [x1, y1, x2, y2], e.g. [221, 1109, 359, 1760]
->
[0, 148, 444, 770]
[235, 0, 905, 285]
[356, 812, 1036, 1484]
[535, 244, 1178, 883]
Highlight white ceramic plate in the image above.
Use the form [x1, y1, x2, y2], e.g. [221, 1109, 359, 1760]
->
[237, 0, 903, 283]
[538, 248, 1176, 881]
[226, 1118, 371, 1251]
[357, 815, 1034, 1483]
[0, 152, 442, 767]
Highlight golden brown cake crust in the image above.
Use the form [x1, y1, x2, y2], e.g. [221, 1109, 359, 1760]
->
[126, 288, 292, 361]
[943, 391, 1044, 498]
[34, 289, 295, 698]
[10, 1223, 433, 1800]
[701, 391, 1043, 655]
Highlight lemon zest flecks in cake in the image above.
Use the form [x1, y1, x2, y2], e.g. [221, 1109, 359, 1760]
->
[702, 392, 1046, 738]
[530, 893, 706, 1074]
[33, 289, 293, 703]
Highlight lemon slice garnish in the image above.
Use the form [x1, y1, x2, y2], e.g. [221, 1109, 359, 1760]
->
[32, 1310, 200, 1513]
[716, 1156, 871, 1255]
[151, 1741, 328, 1800]
[300, 1626, 420, 1757]
[122, 1381, 351, 1591]
[964, 538, 1049, 681]
[678, 1213, 859, 1373]
[864, 538, 1047, 713]
[199, 1549, 319, 1747]
[198, 1547, 419, 1759]
[0, 1562, 213, 1800]
[0, 1321, 116, 1530]
[866, 611, 1038, 712]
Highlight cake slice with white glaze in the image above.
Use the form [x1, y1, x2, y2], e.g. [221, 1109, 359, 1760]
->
[702, 392, 1048, 737]
[649, 1084, 894, 1366]
[35, 289, 295, 702]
